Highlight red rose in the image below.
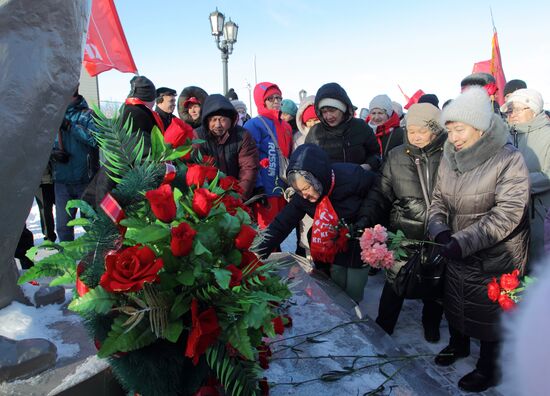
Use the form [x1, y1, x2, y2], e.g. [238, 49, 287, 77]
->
[170, 222, 197, 257]
[192, 188, 219, 218]
[272, 316, 285, 335]
[259, 158, 269, 169]
[235, 224, 257, 250]
[76, 261, 90, 297]
[163, 118, 194, 148]
[221, 194, 243, 216]
[498, 293, 516, 311]
[259, 378, 269, 396]
[186, 164, 219, 187]
[100, 246, 164, 293]
[145, 184, 177, 223]
[240, 251, 263, 273]
[500, 269, 520, 291]
[202, 155, 216, 166]
[226, 264, 243, 288]
[185, 299, 221, 365]
[487, 278, 501, 302]
[219, 176, 243, 194]
[257, 343, 272, 369]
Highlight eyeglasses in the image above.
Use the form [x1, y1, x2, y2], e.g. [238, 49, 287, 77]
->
[265, 95, 283, 103]
[505, 107, 530, 116]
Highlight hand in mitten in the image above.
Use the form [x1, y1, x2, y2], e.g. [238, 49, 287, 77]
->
[434, 230, 452, 245]
[440, 238, 462, 260]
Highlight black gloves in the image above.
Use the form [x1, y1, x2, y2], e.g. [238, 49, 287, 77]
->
[434, 230, 452, 245]
[440, 238, 462, 260]
[51, 149, 70, 163]
[428, 230, 461, 262]
[251, 186, 268, 207]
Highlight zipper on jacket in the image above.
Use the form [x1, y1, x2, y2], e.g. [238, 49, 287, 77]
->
[511, 126, 518, 148]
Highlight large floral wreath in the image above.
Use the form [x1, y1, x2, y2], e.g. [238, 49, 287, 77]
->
[20, 109, 291, 395]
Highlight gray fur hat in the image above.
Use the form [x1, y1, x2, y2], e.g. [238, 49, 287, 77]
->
[441, 87, 493, 131]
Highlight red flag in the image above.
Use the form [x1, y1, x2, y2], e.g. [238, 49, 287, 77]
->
[472, 60, 491, 74]
[490, 31, 506, 105]
[404, 89, 425, 110]
[83, 0, 137, 76]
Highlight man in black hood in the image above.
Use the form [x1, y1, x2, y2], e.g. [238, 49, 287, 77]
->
[194, 94, 259, 200]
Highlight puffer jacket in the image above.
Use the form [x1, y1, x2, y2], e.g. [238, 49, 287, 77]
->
[53, 96, 98, 184]
[256, 144, 377, 268]
[428, 115, 530, 341]
[510, 112, 550, 264]
[305, 83, 381, 171]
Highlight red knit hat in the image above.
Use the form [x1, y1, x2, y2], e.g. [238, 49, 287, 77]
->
[302, 105, 318, 124]
[264, 86, 282, 100]
[183, 97, 201, 108]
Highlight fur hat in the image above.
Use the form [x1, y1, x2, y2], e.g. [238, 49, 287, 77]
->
[500, 88, 543, 116]
[504, 79, 527, 97]
[281, 99, 298, 116]
[460, 72, 495, 88]
[231, 99, 247, 113]
[128, 76, 156, 101]
[406, 103, 442, 130]
[418, 94, 440, 108]
[369, 94, 393, 116]
[441, 86, 493, 131]
[318, 98, 347, 113]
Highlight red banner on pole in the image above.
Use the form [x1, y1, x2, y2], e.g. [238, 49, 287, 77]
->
[490, 31, 506, 105]
[83, 0, 137, 76]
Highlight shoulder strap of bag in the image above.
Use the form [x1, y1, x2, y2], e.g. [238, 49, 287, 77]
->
[258, 116, 283, 156]
[414, 157, 430, 228]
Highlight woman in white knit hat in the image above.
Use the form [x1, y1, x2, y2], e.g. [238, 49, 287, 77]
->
[428, 86, 530, 392]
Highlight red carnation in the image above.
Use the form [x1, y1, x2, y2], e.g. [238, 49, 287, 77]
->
[145, 184, 177, 223]
[185, 299, 221, 365]
[192, 188, 219, 218]
[170, 222, 197, 257]
[163, 118, 194, 148]
[235, 224, 257, 250]
[219, 176, 243, 194]
[100, 246, 163, 293]
[500, 269, 520, 291]
[272, 316, 285, 335]
[226, 264, 243, 288]
[186, 164, 219, 187]
[498, 293, 516, 311]
[487, 278, 501, 302]
[259, 158, 270, 169]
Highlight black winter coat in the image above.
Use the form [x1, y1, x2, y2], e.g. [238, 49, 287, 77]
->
[305, 83, 381, 171]
[257, 144, 377, 268]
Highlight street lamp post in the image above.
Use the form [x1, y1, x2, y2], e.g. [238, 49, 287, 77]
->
[209, 9, 238, 96]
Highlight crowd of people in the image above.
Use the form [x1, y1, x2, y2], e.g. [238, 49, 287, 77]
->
[17, 71, 550, 393]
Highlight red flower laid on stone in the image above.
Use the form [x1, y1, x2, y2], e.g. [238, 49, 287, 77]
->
[170, 222, 197, 257]
[192, 188, 219, 218]
[186, 164, 219, 187]
[226, 264, 243, 288]
[257, 343, 272, 369]
[498, 293, 516, 311]
[234, 224, 257, 250]
[500, 269, 520, 291]
[272, 316, 285, 335]
[219, 176, 243, 194]
[259, 377, 269, 396]
[259, 158, 269, 169]
[145, 184, 177, 223]
[100, 246, 164, 293]
[487, 278, 501, 302]
[185, 299, 221, 365]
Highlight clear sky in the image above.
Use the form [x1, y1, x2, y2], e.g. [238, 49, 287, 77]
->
[98, 0, 550, 114]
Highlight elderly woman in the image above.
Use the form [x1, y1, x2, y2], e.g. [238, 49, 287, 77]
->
[257, 144, 377, 303]
[428, 87, 530, 392]
[501, 88, 550, 265]
[358, 103, 446, 341]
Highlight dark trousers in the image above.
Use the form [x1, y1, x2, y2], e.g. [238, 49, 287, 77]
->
[448, 325, 500, 377]
[15, 226, 34, 269]
[35, 183, 56, 241]
[376, 280, 444, 335]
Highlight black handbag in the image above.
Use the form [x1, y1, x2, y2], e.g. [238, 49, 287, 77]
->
[391, 157, 446, 300]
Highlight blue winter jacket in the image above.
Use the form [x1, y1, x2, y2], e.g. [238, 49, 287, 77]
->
[53, 96, 98, 184]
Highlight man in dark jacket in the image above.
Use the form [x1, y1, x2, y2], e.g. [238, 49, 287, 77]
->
[194, 94, 259, 200]
[305, 82, 381, 171]
[257, 144, 377, 303]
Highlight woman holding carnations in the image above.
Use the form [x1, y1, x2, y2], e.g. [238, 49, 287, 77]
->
[427, 87, 530, 392]
[256, 144, 377, 303]
[357, 103, 446, 342]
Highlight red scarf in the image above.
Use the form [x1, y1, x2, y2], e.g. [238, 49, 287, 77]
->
[309, 171, 349, 264]
[125, 98, 165, 134]
[368, 112, 401, 155]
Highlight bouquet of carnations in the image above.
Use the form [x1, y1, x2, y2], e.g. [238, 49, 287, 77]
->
[487, 269, 535, 311]
[20, 108, 291, 396]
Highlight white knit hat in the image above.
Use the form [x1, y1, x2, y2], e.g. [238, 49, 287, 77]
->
[441, 86, 493, 131]
[406, 103, 441, 130]
[231, 99, 247, 112]
[369, 94, 394, 116]
[500, 88, 543, 115]
[318, 98, 347, 113]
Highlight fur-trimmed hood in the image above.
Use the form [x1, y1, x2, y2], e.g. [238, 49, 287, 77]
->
[443, 114, 511, 173]
[296, 95, 316, 135]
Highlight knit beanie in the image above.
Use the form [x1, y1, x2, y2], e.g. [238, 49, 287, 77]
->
[503, 80, 528, 98]
[441, 86, 493, 131]
[391, 101, 403, 118]
[264, 86, 282, 100]
[500, 88, 543, 116]
[302, 105, 318, 124]
[418, 94, 440, 108]
[231, 99, 247, 113]
[369, 94, 393, 116]
[406, 103, 441, 130]
[281, 99, 298, 116]
[128, 76, 156, 101]
[318, 98, 347, 113]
